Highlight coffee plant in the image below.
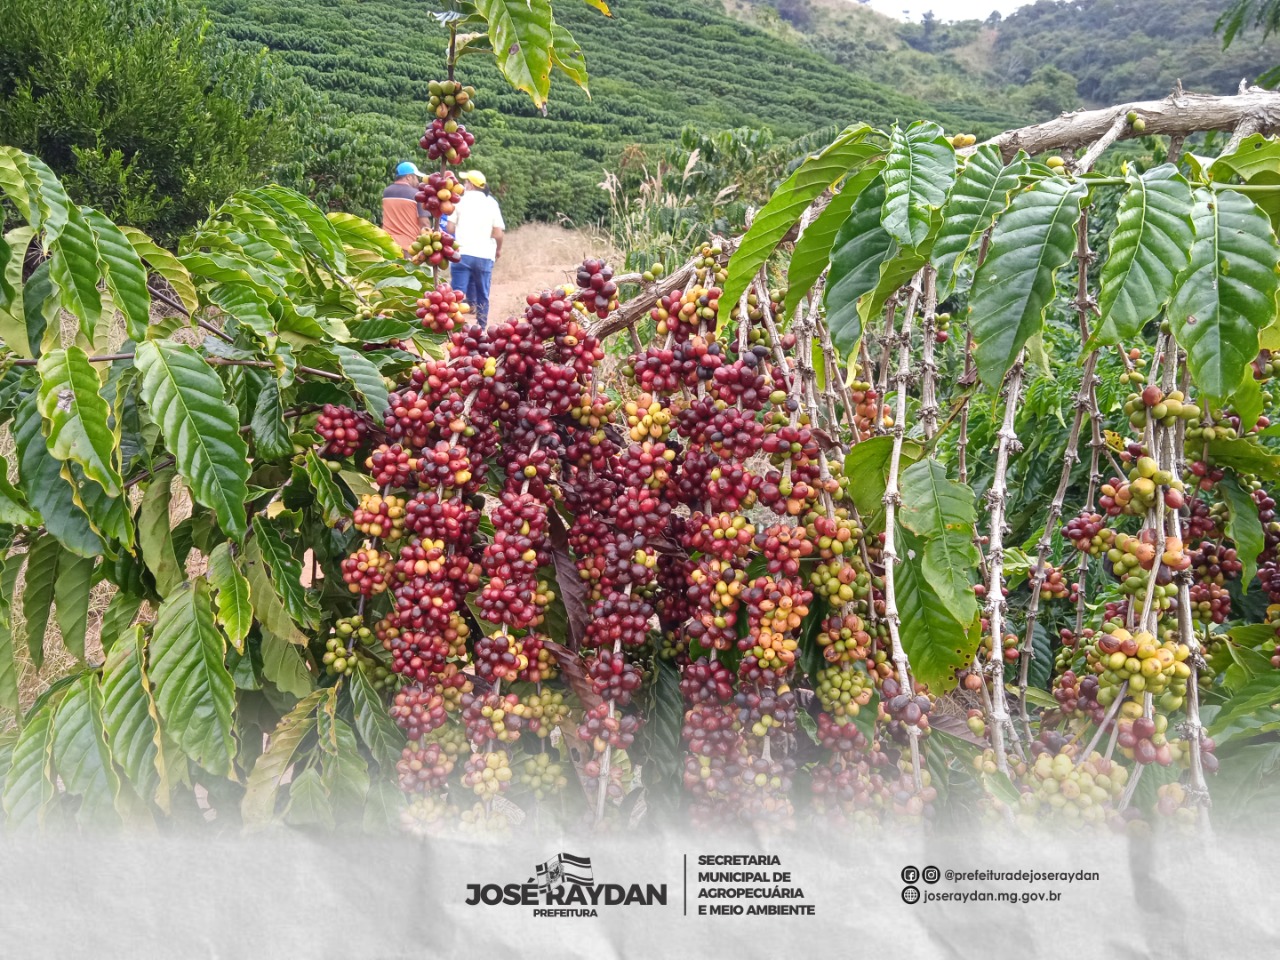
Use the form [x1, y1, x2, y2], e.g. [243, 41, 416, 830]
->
[6, 65, 1280, 836]
[0, 141, 465, 829]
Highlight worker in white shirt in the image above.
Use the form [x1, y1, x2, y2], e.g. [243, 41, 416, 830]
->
[447, 170, 505, 328]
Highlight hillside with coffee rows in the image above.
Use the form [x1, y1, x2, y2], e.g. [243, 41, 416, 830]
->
[206, 0, 1016, 228]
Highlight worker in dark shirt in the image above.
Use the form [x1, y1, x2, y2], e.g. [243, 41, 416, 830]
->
[382, 161, 429, 252]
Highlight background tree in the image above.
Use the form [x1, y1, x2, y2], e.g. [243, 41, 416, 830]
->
[1220, 0, 1280, 84]
[1015, 65, 1081, 117]
[1221, 0, 1280, 46]
[0, 0, 311, 245]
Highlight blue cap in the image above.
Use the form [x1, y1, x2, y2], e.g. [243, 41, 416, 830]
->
[396, 161, 423, 177]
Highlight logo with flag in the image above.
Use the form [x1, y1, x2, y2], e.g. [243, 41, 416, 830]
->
[535, 853, 594, 892]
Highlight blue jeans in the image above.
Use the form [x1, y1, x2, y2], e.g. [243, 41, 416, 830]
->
[450, 255, 494, 327]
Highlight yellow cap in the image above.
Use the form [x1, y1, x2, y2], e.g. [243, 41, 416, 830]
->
[463, 170, 487, 188]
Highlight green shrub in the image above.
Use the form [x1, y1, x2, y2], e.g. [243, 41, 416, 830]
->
[0, 0, 310, 245]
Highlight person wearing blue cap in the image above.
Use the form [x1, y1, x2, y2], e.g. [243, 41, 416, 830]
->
[382, 161, 429, 252]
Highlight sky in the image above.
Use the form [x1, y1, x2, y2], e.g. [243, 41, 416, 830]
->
[863, 0, 1035, 22]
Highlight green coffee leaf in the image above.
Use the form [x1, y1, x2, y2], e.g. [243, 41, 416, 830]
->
[0, 553, 20, 716]
[1223, 472, 1266, 589]
[1168, 187, 1280, 402]
[723, 126, 877, 314]
[0, 226, 34, 357]
[1093, 164, 1194, 346]
[969, 176, 1087, 387]
[2, 698, 59, 828]
[48, 205, 103, 342]
[251, 517, 319, 629]
[36, 345, 121, 496]
[933, 144, 1027, 298]
[824, 175, 891, 355]
[331, 344, 389, 417]
[896, 530, 981, 694]
[250, 380, 293, 462]
[261, 630, 315, 699]
[285, 765, 334, 829]
[0, 452, 39, 526]
[899, 459, 980, 625]
[207, 542, 251, 654]
[21, 534, 60, 669]
[53, 552, 95, 662]
[327, 212, 401, 261]
[305, 449, 346, 527]
[149, 582, 236, 777]
[843, 435, 925, 526]
[350, 663, 405, 769]
[319, 715, 369, 817]
[783, 163, 884, 320]
[52, 672, 124, 826]
[139, 471, 184, 598]
[241, 536, 308, 645]
[101, 626, 166, 809]
[475, 0, 556, 108]
[242, 689, 326, 825]
[881, 121, 956, 251]
[549, 19, 589, 94]
[135, 340, 251, 541]
[119, 225, 198, 317]
[83, 208, 151, 342]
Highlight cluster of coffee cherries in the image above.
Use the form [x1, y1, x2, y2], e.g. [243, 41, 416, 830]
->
[326, 81, 682, 837]
[416, 284, 469, 333]
[1062, 511, 1114, 555]
[322, 616, 375, 676]
[322, 212, 1280, 835]
[1100, 454, 1187, 517]
[574, 258, 619, 319]
[1038, 565, 1072, 601]
[980, 631, 1021, 665]
[1251, 484, 1280, 605]
[416, 171, 465, 219]
[420, 119, 475, 165]
[427, 79, 476, 120]
[810, 748, 933, 827]
[1104, 530, 1186, 609]
[846, 374, 889, 439]
[808, 513, 874, 605]
[988, 337, 1267, 827]
[341, 544, 392, 595]
[353, 494, 407, 542]
[462, 751, 513, 799]
[933, 311, 952, 344]
[518, 752, 569, 800]
[1014, 749, 1131, 829]
[316, 404, 370, 460]
[564, 255, 806, 824]
[1186, 412, 1243, 443]
[1085, 626, 1191, 712]
[327, 274, 633, 833]
[408, 229, 460, 267]
[612, 250, 931, 825]
[1121, 384, 1200, 432]
[560, 449, 661, 781]
[413, 82, 471, 287]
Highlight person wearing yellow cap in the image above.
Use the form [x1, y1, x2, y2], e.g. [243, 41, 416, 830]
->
[446, 170, 505, 327]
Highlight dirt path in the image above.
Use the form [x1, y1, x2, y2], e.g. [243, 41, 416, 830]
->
[486, 223, 617, 320]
